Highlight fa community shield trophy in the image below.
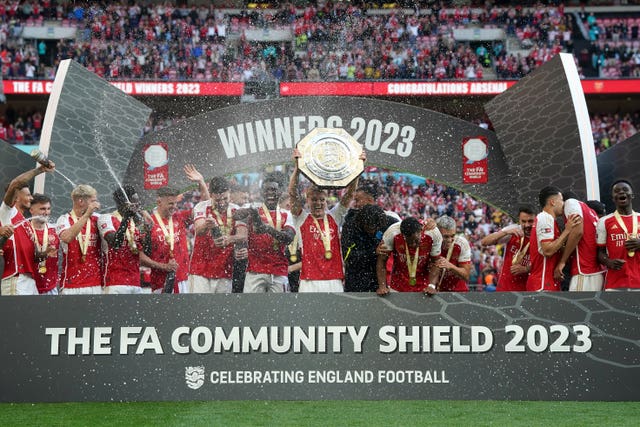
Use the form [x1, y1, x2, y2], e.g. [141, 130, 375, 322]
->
[296, 128, 364, 188]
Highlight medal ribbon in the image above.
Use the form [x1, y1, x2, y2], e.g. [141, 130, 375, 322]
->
[114, 212, 138, 253]
[70, 211, 90, 260]
[614, 210, 638, 256]
[261, 204, 282, 231]
[211, 205, 232, 235]
[154, 211, 174, 256]
[312, 215, 332, 256]
[262, 204, 282, 249]
[404, 242, 420, 284]
[29, 221, 49, 253]
[288, 233, 299, 261]
[29, 220, 49, 270]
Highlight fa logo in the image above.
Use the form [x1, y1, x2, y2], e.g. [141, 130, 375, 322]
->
[185, 366, 205, 390]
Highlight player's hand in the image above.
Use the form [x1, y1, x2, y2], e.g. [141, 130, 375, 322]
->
[234, 246, 248, 260]
[422, 218, 436, 231]
[436, 257, 451, 270]
[553, 261, 565, 282]
[165, 259, 179, 272]
[376, 284, 390, 296]
[423, 284, 438, 296]
[607, 258, 626, 270]
[214, 235, 229, 248]
[376, 242, 391, 256]
[0, 225, 14, 238]
[85, 200, 101, 216]
[183, 164, 204, 182]
[502, 224, 523, 237]
[359, 150, 367, 163]
[46, 244, 57, 257]
[565, 213, 582, 231]
[510, 264, 528, 275]
[38, 160, 56, 173]
[204, 216, 217, 230]
[624, 237, 640, 252]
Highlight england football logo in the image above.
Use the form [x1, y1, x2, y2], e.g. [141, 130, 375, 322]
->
[185, 366, 205, 390]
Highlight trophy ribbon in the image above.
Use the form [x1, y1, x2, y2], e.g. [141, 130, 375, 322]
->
[70, 210, 90, 263]
[261, 204, 282, 250]
[154, 211, 175, 258]
[613, 210, 638, 257]
[312, 215, 332, 260]
[405, 242, 420, 286]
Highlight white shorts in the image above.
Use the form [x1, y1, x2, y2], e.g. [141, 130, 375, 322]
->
[569, 273, 604, 291]
[152, 280, 189, 294]
[244, 272, 288, 293]
[189, 275, 232, 294]
[1, 274, 38, 296]
[177, 280, 189, 294]
[60, 286, 103, 295]
[103, 285, 142, 295]
[298, 279, 344, 293]
[40, 288, 59, 296]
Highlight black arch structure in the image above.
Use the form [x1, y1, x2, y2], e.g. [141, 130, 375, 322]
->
[124, 96, 520, 215]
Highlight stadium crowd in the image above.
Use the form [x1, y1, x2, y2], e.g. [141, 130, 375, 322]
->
[0, 1, 638, 81]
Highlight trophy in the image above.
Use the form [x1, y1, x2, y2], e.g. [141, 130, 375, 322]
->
[296, 128, 364, 188]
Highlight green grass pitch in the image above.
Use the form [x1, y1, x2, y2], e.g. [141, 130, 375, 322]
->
[1, 401, 639, 426]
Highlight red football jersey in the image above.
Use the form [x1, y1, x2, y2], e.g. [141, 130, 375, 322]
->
[98, 214, 142, 287]
[148, 210, 191, 292]
[33, 225, 59, 294]
[56, 212, 103, 288]
[527, 211, 561, 292]
[438, 235, 471, 292]
[497, 233, 530, 292]
[0, 203, 37, 279]
[597, 212, 640, 289]
[564, 199, 605, 276]
[190, 200, 235, 279]
[297, 211, 344, 281]
[239, 204, 295, 277]
[382, 223, 442, 292]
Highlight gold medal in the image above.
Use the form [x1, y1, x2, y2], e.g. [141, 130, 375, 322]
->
[629, 233, 637, 257]
[409, 277, 417, 286]
[81, 254, 86, 263]
[325, 250, 332, 260]
[290, 254, 298, 263]
[39, 265, 47, 274]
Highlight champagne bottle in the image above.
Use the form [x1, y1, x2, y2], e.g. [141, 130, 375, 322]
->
[162, 270, 175, 294]
[30, 149, 53, 168]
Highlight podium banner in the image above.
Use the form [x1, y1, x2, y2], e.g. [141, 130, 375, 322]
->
[0, 293, 638, 402]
